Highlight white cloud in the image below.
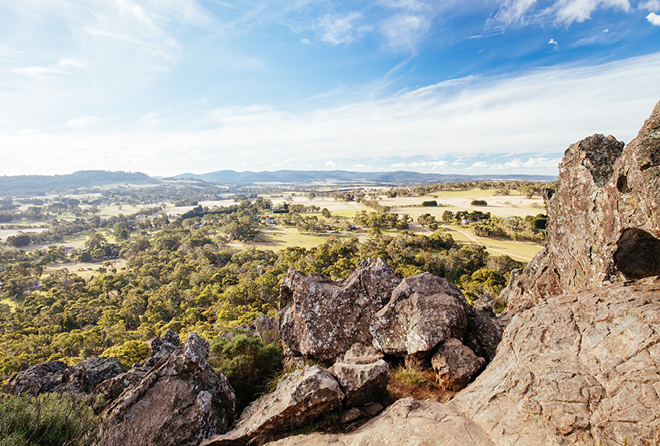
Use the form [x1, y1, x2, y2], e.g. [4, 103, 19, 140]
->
[494, 0, 631, 27]
[317, 13, 366, 44]
[469, 157, 562, 170]
[549, 38, 558, 45]
[65, 116, 102, 128]
[641, 0, 660, 10]
[325, 160, 339, 168]
[13, 66, 64, 77]
[1, 53, 660, 176]
[301, 38, 311, 44]
[647, 12, 660, 25]
[380, 14, 429, 52]
[58, 58, 87, 68]
[391, 161, 448, 169]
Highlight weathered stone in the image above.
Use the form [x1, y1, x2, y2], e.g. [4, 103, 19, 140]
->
[265, 398, 495, 446]
[462, 308, 503, 363]
[331, 346, 389, 407]
[452, 279, 660, 446]
[68, 356, 125, 393]
[2, 361, 69, 396]
[279, 258, 401, 361]
[370, 272, 470, 356]
[201, 365, 344, 446]
[93, 366, 150, 404]
[143, 329, 180, 369]
[431, 338, 485, 391]
[341, 342, 384, 365]
[504, 101, 660, 315]
[97, 333, 235, 446]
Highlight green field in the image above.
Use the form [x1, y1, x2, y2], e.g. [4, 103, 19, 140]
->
[237, 226, 355, 251]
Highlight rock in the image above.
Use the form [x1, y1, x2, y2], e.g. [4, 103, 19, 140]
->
[201, 365, 344, 446]
[452, 279, 660, 446]
[68, 356, 125, 394]
[279, 258, 401, 361]
[361, 401, 383, 417]
[143, 329, 180, 369]
[264, 398, 495, 446]
[341, 342, 384, 365]
[331, 343, 389, 407]
[370, 272, 471, 356]
[462, 308, 503, 363]
[97, 333, 235, 446]
[341, 407, 361, 424]
[431, 338, 485, 391]
[504, 101, 660, 315]
[93, 366, 150, 404]
[2, 361, 69, 396]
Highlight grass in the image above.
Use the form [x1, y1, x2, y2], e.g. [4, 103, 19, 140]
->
[388, 359, 455, 403]
[237, 226, 354, 251]
[441, 224, 543, 262]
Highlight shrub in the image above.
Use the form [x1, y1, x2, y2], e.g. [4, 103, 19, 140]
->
[421, 200, 438, 207]
[209, 332, 283, 412]
[470, 200, 487, 206]
[101, 340, 151, 368]
[0, 392, 98, 446]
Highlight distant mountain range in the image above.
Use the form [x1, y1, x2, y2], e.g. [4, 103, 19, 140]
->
[0, 170, 156, 196]
[173, 169, 557, 185]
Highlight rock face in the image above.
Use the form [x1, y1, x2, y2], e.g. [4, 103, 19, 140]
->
[504, 101, 660, 314]
[68, 356, 126, 394]
[97, 333, 235, 446]
[2, 357, 125, 396]
[201, 365, 344, 446]
[452, 278, 660, 446]
[279, 258, 401, 361]
[370, 272, 470, 356]
[432, 338, 485, 391]
[265, 398, 495, 446]
[2, 361, 70, 396]
[331, 343, 390, 407]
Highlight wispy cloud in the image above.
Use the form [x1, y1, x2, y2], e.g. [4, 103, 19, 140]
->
[65, 116, 102, 128]
[316, 13, 367, 44]
[3, 52, 658, 176]
[468, 157, 561, 170]
[391, 161, 448, 169]
[493, 0, 632, 27]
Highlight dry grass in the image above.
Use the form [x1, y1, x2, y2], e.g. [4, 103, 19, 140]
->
[388, 361, 455, 403]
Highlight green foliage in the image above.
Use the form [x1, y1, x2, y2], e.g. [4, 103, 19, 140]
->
[0, 392, 98, 446]
[470, 200, 487, 206]
[421, 200, 437, 207]
[101, 340, 150, 368]
[209, 332, 283, 412]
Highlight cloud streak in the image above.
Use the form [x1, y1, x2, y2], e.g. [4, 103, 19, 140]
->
[2, 52, 659, 176]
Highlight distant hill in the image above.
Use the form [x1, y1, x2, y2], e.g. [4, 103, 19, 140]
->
[174, 169, 556, 185]
[0, 170, 157, 196]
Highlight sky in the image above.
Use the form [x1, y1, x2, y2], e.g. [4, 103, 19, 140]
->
[1, 0, 660, 177]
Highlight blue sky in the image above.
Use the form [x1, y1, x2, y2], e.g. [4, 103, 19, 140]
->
[1, 0, 660, 177]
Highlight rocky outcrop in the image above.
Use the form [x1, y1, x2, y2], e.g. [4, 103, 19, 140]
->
[265, 398, 495, 446]
[2, 357, 125, 396]
[370, 272, 470, 356]
[504, 101, 660, 314]
[2, 361, 70, 396]
[452, 278, 660, 446]
[331, 343, 389, 407]
[68, 356, 125, 394]
[97, 333, 235, 446]
[279, 258, 401, 361]
[432, 338, 485, 391]
[201, 365, 344, 446]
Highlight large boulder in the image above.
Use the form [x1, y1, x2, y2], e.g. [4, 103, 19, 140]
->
[2, 361, 69, 396]
[201, 365, 344, 446]
[452, 278, 660, 446]
[331, 343, 390, 407]
[503, 100, 660, 315]
[264, 397, 495, 446]
[68, 356, 125, 394]
[97, 333, 236, 446]
[370, 272, 471, 356]
[431, 338, 485, 391]
[279, 258, 401, 361]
